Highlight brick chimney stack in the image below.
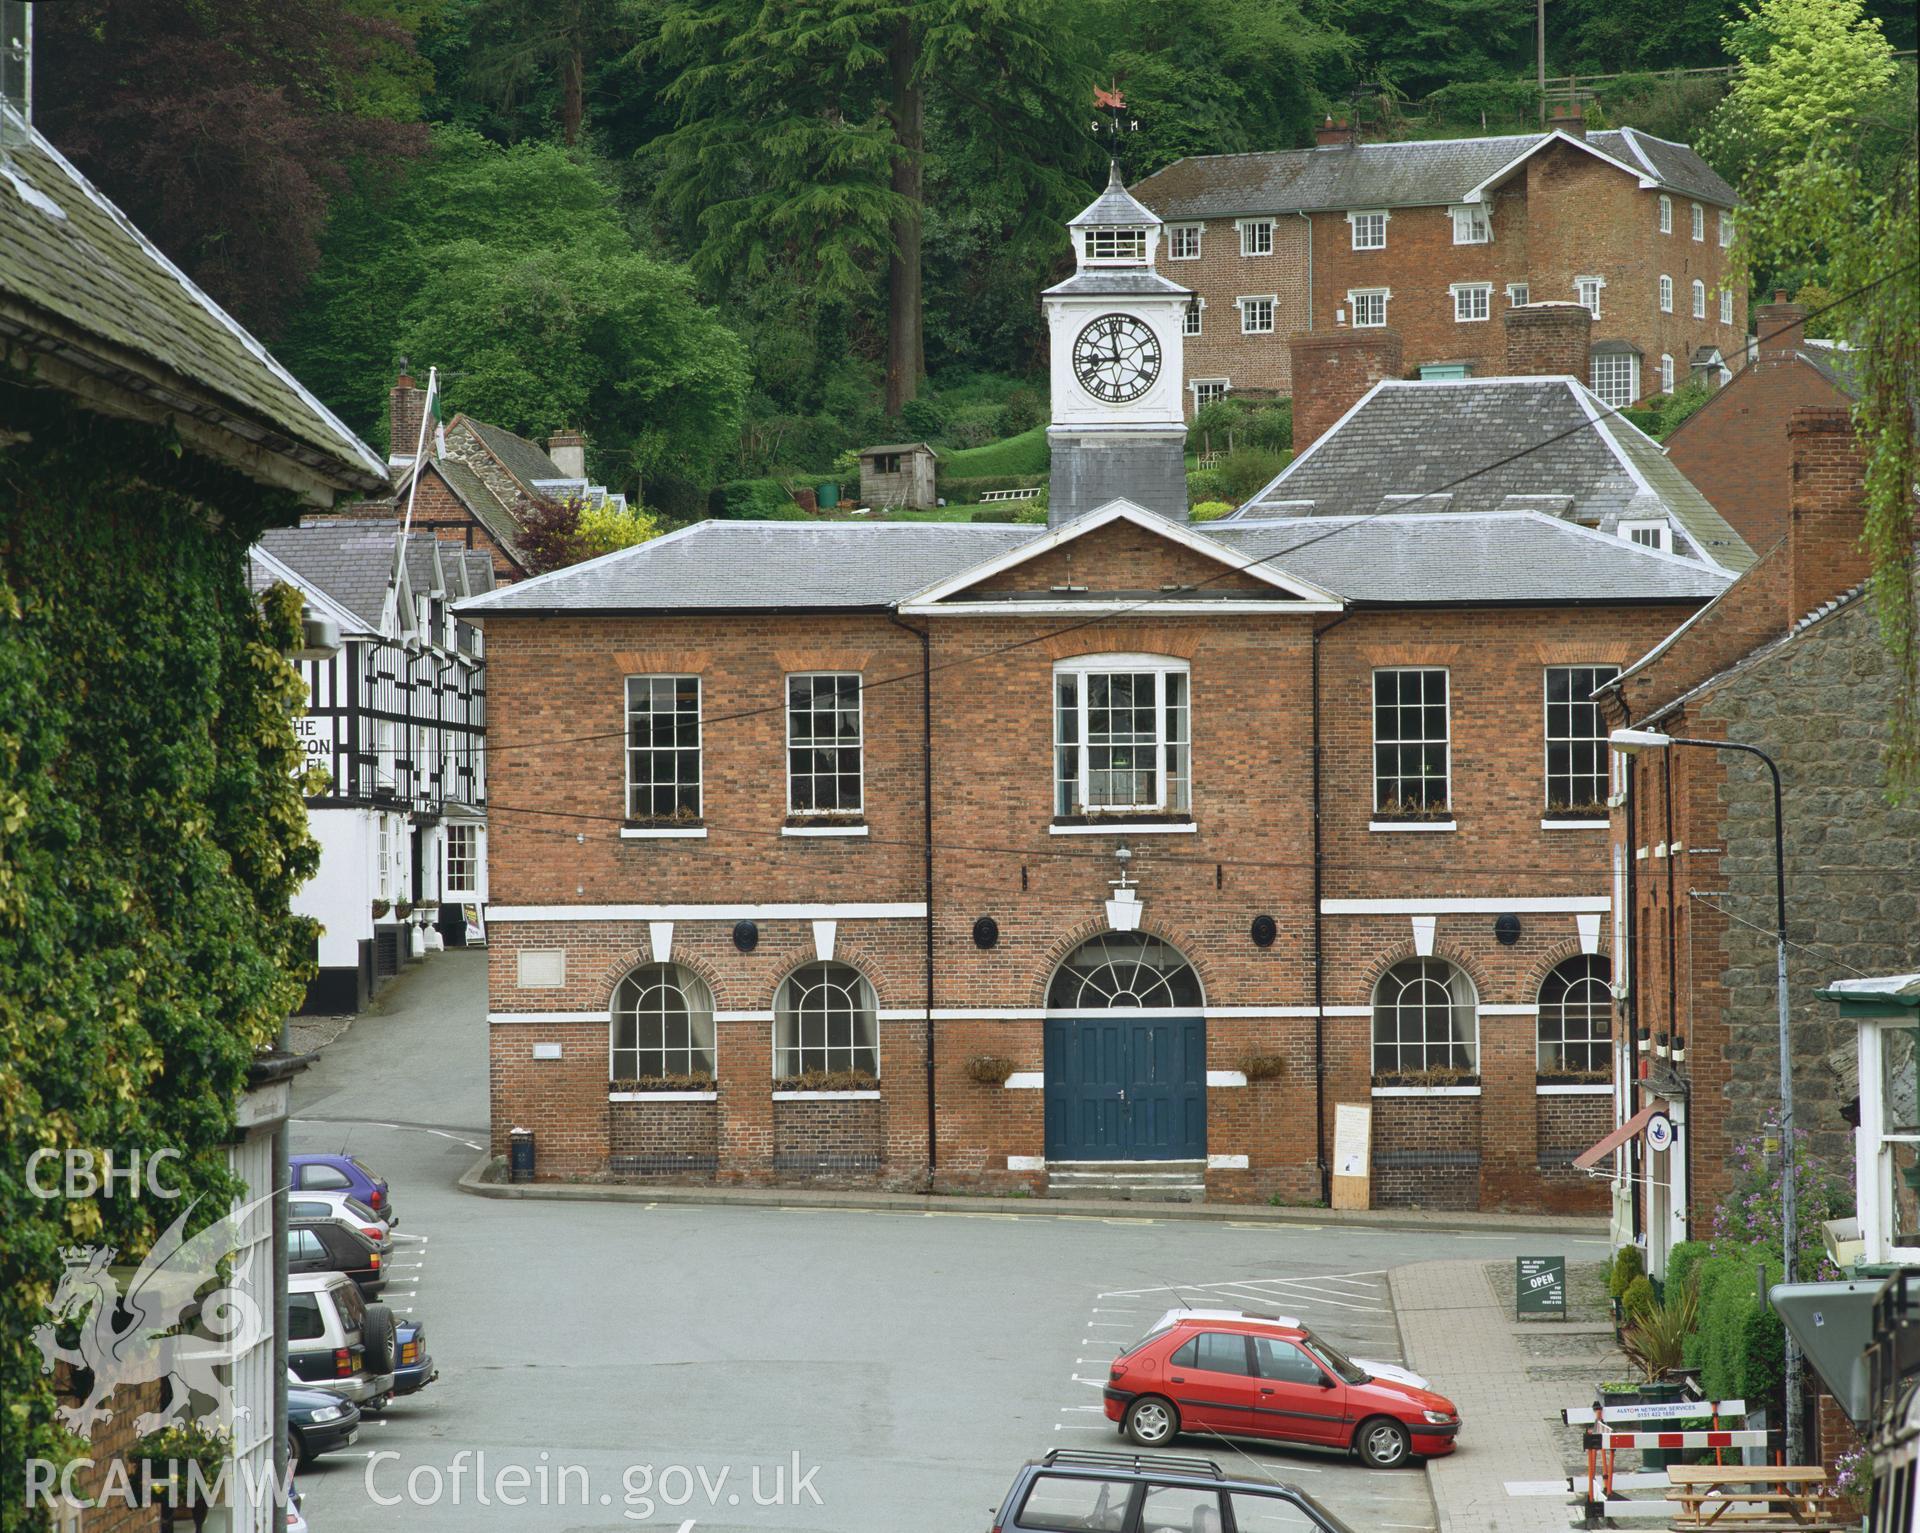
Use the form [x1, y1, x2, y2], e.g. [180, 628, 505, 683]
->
[388, 362, 426, 465]
[1289, 330, 1402, 452]
[1546, 101, 1586, 139]
[1315, 116, 1355, 148]
[547, 431, 587, 480]
[1503, 302, 1592, 381]
[1786, 406, 1870, 621]
[1754, 290, 1806, 355]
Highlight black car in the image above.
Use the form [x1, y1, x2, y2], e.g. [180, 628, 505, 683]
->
[288, 1218, 385, 1294]
[991, 1450, 1357, 1533]
[286, 1384, 361, 1472]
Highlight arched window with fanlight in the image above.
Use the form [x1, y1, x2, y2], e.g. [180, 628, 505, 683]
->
[775, 962, 878, 1079]
[611, 964, 715, 1083]
[1537, 955, 1613, 1078]
[1047, 933, 1203, 1010]
[1371, 959, 1478, 1078]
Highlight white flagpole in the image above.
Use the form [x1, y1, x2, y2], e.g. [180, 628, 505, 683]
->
[400, 366, 436, 541]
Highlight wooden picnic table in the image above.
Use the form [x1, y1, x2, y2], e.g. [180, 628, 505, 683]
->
[1665, 1464, 1855, 1529]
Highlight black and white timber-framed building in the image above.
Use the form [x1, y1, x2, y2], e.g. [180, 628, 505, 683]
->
[251, 523, 492, 1011]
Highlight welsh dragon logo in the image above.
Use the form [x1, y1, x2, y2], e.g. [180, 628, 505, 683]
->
[32, 1194, 274, 1437]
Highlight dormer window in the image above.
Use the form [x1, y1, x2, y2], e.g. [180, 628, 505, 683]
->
[1084, 226, 1147, 263]
[1449, 203, 1491, 244]
[1621, 519, 1671, 553]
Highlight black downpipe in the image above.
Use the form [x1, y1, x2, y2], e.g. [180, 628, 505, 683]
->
[889, 613, 937, 1185]
[1311, 611, 1357, 1204]
[1623, 727, 1644, 1245]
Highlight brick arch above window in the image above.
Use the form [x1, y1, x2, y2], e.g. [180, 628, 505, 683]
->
[759, 939, 899, 1013]
[1356, 939, 1493, 1005]
[1029, 913, 1219, 1011]
[1037, 625, 1201, 663]
[591, 944, 730, 1014]
[1521, 936, 1614, 998]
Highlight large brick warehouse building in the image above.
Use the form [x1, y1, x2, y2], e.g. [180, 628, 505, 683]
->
[461, 173, 1745, 1211]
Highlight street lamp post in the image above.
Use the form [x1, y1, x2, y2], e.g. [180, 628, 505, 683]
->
[1608, 727, 1800, 1464]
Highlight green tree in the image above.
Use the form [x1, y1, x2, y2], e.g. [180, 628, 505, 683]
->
[1094, 0, 1349, 175]
[1337, 0, 1529, 99]
[642, 0, 1094, 414]
[431, 0, 641, 145]
[1739, 147, 1918, 792]
[33, 0, 429, 334]
[1704, 0, 1899, 186]
[278, 128, 746, 491]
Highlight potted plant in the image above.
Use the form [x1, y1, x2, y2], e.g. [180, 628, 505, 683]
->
[1620, 1272, 1701, 1470]
[1238, 1053, 1287, 1082]
[1606, 1245, 1646, 1334]
[964, 1055, 1017, 1085]
[132, 1422, 230, 1527]
[371, 899, 391, 920]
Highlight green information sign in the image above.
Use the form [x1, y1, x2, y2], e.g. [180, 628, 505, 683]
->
[1516, 1255, 1567, 1319]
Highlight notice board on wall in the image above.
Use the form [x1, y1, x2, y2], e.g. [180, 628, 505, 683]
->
[1331, 1102, 1371, 1210]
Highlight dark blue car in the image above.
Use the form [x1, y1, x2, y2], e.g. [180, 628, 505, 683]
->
[286, 1384, 360, 1471]
[290, 1153, 393, 1223]
[393, 1316, 437, 1397]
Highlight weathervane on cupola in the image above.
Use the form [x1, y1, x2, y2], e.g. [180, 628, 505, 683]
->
[1090, 80, 1142, 165]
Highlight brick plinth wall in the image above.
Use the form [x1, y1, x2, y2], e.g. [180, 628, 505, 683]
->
[1371, 1095, 1483, 1209]
[1536, 1091, 1613, 1210]
[773, 1096, 888, 1182]
[609, 1097, 719, 1177]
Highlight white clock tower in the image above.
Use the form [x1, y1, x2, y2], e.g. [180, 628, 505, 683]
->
[1044, 161, 1194, 527]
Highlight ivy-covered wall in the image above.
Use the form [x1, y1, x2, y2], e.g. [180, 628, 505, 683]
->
[0, 379, 320, 1515]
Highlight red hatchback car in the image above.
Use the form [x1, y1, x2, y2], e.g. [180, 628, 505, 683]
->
[1103, 1311, 1461, 1468]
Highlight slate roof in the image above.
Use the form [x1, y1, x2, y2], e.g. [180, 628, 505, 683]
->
[457, 416, 566, 496]
[420, 456, 533, 568]
[1207, 513, 1731, 604]
[0, 106, 386, 492]
[256, 524, 408, 629]
[460, 521, 1041, 614]
[1043, 268, 1194, 298]
[1798, 341, 1862, 398]
[1070, 161, 1163, 227]
[462, 550, 495, 596]
[1609, 127, 1738, 206]
[1131, 129, 1732, 220]
[860, 442, 940, 458]
[458, 507, 1729, 617]
[1233, 378, 1755, 573]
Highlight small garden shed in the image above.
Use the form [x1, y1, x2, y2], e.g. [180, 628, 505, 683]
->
[857, 441, 939, 509]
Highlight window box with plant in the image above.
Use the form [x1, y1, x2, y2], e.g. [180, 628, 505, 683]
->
[1371, 796, 1453, 824]
[1371, 1066, 1480, 1090]
[610, 1072, 716, 1094]
[773, 1068, 879, 1094]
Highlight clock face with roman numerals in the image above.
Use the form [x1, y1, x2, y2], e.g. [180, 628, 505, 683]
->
[1072, 312, 1161, 404]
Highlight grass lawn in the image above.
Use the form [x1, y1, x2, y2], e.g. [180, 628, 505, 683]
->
[939, 426, 1049, 478]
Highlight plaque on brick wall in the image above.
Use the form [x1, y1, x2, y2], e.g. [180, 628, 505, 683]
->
[1516, 1255, 1567, 1319]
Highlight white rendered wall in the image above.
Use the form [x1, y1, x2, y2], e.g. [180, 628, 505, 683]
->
[295, 809, 377, 969]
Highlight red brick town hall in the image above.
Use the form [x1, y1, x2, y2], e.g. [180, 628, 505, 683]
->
[462, 162, 1749, 1211]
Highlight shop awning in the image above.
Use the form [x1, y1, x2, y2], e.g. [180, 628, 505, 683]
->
[1573, 1099, 1663, 1171]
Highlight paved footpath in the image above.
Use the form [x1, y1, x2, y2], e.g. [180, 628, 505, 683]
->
[1392, 1260, 1582, 1533]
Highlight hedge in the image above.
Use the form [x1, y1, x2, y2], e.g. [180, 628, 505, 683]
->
[1683, 1246, 1785, 1403]
[939, 425, 1049, 478]
[710, 478, 807, 519]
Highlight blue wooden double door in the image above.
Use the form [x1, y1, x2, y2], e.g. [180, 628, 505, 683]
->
[1043, 1014, 1207, 1161]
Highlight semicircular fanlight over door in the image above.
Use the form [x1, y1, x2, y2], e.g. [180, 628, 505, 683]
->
[1047, 932, 1202, 1010]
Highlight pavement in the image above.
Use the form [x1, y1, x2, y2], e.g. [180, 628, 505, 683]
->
[289, 948, 1600, 1532]
[1393, 1261, 1623, 1533]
